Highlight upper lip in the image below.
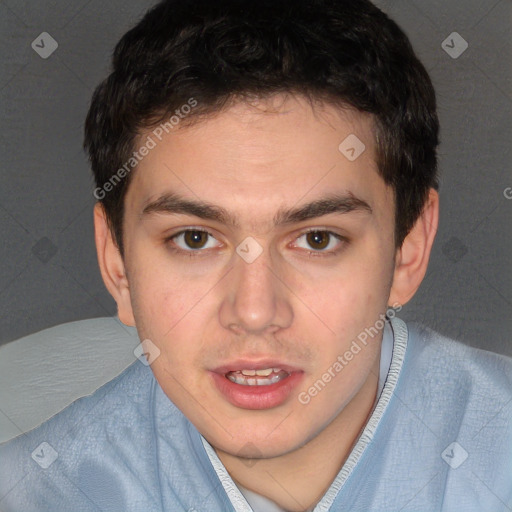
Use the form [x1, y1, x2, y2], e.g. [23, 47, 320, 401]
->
[211, 359, 303, 374]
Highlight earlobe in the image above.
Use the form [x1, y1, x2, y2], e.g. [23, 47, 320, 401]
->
[93, 203, 136, 326]
[389, 188, 439, 307]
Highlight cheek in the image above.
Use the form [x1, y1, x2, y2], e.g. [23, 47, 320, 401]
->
[130, 280, 209, 405]
[128, 243, 206, 332]
[128, 263, 191, 362]
[295, 255, 391, 335]
[133, 284, 196, 342]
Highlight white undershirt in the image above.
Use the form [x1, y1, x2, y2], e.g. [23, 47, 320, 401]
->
[202, 323, 395, 512]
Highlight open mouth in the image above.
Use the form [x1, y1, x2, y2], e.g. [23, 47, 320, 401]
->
[210, 362, 304, 409]
[225, 368, 290, 386]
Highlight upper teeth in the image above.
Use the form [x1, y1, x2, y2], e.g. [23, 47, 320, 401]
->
[240, 368, 281, 376]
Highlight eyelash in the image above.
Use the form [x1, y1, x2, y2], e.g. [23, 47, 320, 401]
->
[165, 228, 347, 258]
[295, 229, 346, 257]
[165, 228, 218, 258]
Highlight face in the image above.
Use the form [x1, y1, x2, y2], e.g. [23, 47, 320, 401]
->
[119, 94, 398, 458]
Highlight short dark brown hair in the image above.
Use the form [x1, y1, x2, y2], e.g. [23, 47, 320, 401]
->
[84, 0, 439, 255]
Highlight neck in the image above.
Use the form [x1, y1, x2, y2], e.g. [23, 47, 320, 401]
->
[215, 358, 381, 512]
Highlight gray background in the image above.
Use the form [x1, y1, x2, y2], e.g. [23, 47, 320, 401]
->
[0, 0, 511, 355]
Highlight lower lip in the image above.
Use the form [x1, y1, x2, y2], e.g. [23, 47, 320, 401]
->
[210, 371, 304, 410]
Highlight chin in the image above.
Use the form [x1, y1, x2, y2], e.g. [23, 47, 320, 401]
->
[213, 420, 316, 459]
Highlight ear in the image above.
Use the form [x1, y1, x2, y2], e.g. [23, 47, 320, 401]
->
[389, 188, 439, 307]
[93, 203, 136, 326]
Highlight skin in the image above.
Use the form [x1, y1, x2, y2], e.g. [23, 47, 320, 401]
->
[95, 93, 438, 511]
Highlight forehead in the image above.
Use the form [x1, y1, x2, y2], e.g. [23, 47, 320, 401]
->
[125, 94, 391, 230]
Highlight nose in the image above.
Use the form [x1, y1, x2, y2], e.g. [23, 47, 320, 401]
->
[218, 244, 293, 336]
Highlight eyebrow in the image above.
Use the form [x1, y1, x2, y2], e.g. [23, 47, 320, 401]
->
[141, 192, 372, 227]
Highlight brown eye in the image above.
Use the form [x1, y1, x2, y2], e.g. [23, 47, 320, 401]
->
[306, 231, 330, 250]
[293, 230, 344, 255]
[183, 230, 209, 249]
[170, 229, 220, 252]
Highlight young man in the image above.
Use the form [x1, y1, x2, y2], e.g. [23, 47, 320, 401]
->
[1, 0, 511, 510]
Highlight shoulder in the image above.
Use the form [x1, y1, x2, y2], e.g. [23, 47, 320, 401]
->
[2, 359, 154, 448]
[404, 321, 512, 397]
[402, 321, 512, 472]
[0, 361, 163, 511]
[381, 320, 512, 507]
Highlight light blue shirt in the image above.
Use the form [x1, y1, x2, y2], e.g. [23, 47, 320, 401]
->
[1, 318, 511, 511]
